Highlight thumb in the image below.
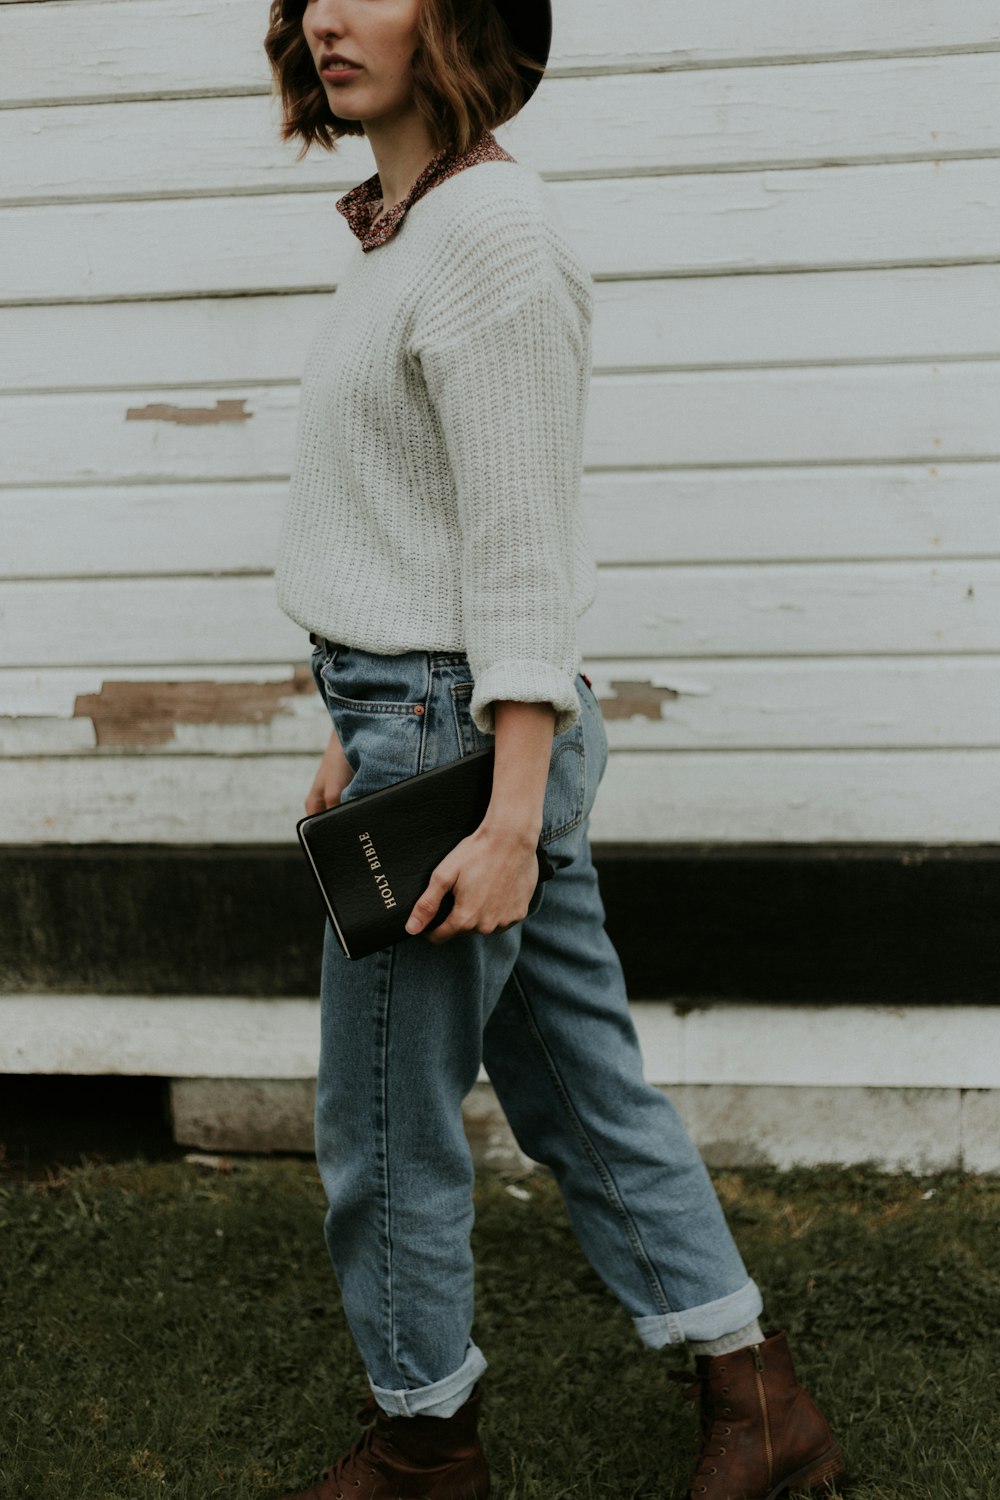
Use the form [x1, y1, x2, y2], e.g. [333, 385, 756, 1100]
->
[405, 861, 455, 935]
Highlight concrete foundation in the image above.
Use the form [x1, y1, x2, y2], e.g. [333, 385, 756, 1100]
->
[170, 1077, 1000, 1172]
[171, 1077, 316, 1155]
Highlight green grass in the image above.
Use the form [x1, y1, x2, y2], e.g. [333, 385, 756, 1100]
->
[1, 1158, 997, 1498]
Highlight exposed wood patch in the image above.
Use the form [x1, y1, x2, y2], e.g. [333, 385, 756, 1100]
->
[125, 399, 251, 426]
[600, 679, 678, 720]
[73, 670, 313, 747]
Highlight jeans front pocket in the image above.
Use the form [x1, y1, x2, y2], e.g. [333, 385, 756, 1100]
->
[316, 646, 430, 797]
[319, 646, 430, 713]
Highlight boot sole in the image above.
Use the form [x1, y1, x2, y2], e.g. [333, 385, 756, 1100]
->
[397, 1490, 489, 1500]
[766, 1444, 846, 1498]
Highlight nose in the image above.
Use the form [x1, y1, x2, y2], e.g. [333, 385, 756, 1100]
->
[305, 0, 345, 42]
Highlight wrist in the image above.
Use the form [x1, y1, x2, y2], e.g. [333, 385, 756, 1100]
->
[478, 813, 542, 850]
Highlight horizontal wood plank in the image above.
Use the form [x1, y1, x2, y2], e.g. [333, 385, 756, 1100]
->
[3, 363, 999, 487]
[3, 0, 998, 106]
[7, 53, 1000, 205]
[2, 748, 999, 843]
[591, 560, 999, 656]
[0, 663, 307, 717]
[2, 995, 996, 1089]
[583, 362, 1000, 469]
[631, 1003, 1000, 1090]
[0, 994, 322, 1078]
[1, 563, 997, 668]
[4, 464, 996, 576]
[0, 384, 302, 485]
[3, 482, 287, 575]
[582, 467, 1000, 564]
[5, 266, 1000, 393]
[3, 657, 999, 754]
[5, 160, 1000, 304]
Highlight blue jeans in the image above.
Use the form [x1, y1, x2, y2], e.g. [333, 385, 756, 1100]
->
[310, 641, 762, 1418]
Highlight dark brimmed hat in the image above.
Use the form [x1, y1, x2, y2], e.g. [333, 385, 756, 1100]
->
[492, 0, 552, 101]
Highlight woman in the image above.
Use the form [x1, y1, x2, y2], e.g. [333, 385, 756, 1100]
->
[264, 2, 844, 1497]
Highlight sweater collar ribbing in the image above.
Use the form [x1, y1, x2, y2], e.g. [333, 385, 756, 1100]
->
[336, 130, 516, 252]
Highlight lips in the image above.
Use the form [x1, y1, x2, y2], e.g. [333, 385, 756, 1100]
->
[320, 52, 361, 71]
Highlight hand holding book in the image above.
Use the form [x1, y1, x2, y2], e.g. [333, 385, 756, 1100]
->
[297, 748, 555, 960]
[404, 816, 546, 944]
[405, 698, 556, 944]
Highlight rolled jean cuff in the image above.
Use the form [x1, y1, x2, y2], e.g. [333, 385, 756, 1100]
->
[633, 1279, 764, 1350]
[369, 1341, 488, 1418]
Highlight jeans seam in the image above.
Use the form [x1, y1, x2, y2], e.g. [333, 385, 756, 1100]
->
[449, 680, 483, 759]
[374, 945, 398, 1371]
[320, 694, 418, 716]
[507, 966, 672, 1317]
[416, 673, 434, 772]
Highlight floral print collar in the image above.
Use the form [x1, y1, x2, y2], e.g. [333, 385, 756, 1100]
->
[336, 130, 516, 252]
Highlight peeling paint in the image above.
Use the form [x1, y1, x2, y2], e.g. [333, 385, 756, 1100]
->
[600, 679, 678, 721]
[125, 399, 252, 426]
[73, 670, 313, 747]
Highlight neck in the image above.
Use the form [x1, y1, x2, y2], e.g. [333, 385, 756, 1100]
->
[363, 108, 443, 211]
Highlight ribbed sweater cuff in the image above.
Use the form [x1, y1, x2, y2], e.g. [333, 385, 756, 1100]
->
[471, 660, 581, 738]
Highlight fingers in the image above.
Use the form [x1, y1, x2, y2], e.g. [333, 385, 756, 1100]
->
[305, 735, 355, 813]
[425, 910, 522, 944]
[425, 910, 470, 944]
[304, 775, 347, 815]
[304, 765, 325, 815]
[404, 838, 534, 943]
[405, 865, 454, 936]
[304, 790, 336, 815]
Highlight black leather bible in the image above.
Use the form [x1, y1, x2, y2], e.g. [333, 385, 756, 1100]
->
[296, 748, 554, 960]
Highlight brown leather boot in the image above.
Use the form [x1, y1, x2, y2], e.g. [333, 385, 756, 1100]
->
[276, 1383, 489, 1500]
[672, 1331, 844, 1499]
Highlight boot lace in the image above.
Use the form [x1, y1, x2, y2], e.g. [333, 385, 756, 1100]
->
[669, 1368, 733, 1496]
[317, 1394, 396, 1496]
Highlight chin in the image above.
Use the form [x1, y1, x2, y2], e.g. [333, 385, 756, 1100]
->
[324, 94, 364, 121]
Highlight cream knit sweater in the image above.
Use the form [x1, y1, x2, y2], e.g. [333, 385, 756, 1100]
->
[274, 158, 597, 735]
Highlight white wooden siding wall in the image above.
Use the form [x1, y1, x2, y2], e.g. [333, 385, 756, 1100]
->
[2, 0, 1000, 844]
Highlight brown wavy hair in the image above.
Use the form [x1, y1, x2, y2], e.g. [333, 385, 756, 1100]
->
[264, 0, 544, 156]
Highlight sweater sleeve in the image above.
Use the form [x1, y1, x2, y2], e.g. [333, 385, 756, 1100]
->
[414, 201, 594, 737]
